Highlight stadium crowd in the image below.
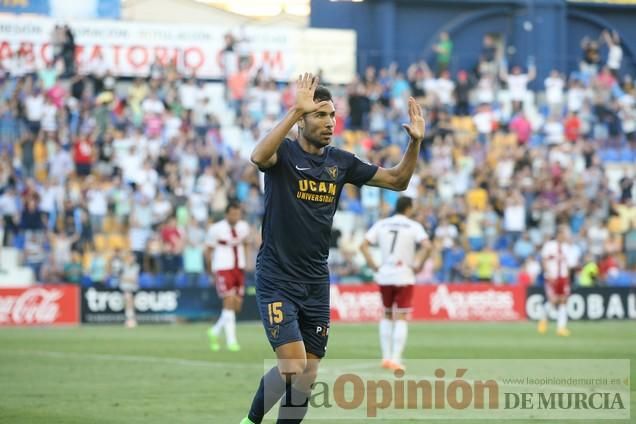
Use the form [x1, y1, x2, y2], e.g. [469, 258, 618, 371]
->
[0, 28, 634, 289]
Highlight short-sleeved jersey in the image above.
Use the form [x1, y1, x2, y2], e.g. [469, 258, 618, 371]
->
[207, 219, 250, 271]
[256, 138, 378, 283]
[541, 240, 576, 280]
[365, 214, 428, 285]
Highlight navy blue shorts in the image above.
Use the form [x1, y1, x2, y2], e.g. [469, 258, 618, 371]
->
[256, 276, 330, 358]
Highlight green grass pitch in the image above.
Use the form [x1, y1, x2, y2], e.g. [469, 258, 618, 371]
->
[0, 321, 634, 423]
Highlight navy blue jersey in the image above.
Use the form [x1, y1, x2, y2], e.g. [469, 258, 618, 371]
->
[256, 139, 378, 283]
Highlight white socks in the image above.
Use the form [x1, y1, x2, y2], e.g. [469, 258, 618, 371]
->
[224, 309, 237, 345]
[379, 319, 393, 360]
[392, 320, 408, 364]
[211, 309, 238, 345]
[557, 304, 568, 331]
[380, 319, 409, 363]
[212, 310, 226, 335]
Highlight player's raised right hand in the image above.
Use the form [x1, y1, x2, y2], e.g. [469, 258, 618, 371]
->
[295, 72, 329, 114]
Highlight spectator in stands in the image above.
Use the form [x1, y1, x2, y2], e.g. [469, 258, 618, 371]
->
[545, 70, 565, 116]
[578, 254, 599, 287]
[564, 111, 581, 143]
[434, 216, 459, 254]
[160, 217, 183, 288]
[23, 230, 47, 282]
[88, 247, 108, 289]
[145, 233, 162, 274]
[441, 243, 466, 283]
[513, 232, 535, 262]
[227, 62, 250, 117]
[598, 252, 619, 283]
[50, 25, 65, 71]
[482, 203, 500, 248]
[183, 233, 205, 287]
[473, 103, 495, 145]
[0, 186, 19, 247]
[620, 102, 636, 149]
[544, 114, 565, 146]
[454, 70, 472, 116]
[465, 206, 485, 251]
[86, 178, 108, 233]
[509, 111, 532, 145]
[63, 250, 83, 285]
[49, 224, 78, 280]
[348, 82, 371, 131]
[602, 29, 623, 77]
[435, 70, 456, 110]
[60, 25, 76, 78]
[500, 63, 536, 108]
[468, 244, 500, 282]
[479, 34, 497, 77]
[624, 223, 636, 271]
[20, 197, 45, 232]
[619, 175, 633, 203]
[434, 32, 453, 73]
[73, 136, 94, 177]
[580, 35, 601, 81]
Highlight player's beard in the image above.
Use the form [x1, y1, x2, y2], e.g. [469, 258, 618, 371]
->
[304, 131, 331, 148]
[310, 137, 330, 148]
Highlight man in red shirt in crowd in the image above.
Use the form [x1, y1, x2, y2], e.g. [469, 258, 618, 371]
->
[73, 136, 93, 176]
[598, 253, 619, 281]
[564, 111, 581, 143]
[160, 217, 182, 249]
[160, 217, 183, 288]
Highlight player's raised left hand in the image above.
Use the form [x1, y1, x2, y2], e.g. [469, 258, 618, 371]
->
[402, 97, 425, 142]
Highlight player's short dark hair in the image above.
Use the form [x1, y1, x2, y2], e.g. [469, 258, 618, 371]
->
[395, 196, 413, 214]
[226, 201, 241, 213]
[314, 85, 332, 103]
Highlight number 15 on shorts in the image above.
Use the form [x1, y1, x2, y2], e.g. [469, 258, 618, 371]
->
[268, 302, 283, 325]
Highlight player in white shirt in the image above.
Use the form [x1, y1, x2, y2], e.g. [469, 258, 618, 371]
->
[539, 226, 577, 336]
[206, 202, 250, 352]
[360, 197, 430, 371]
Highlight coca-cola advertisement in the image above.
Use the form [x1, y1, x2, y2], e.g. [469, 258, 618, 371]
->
[330, 284, 527, 322]
[0, 285, 80, 326]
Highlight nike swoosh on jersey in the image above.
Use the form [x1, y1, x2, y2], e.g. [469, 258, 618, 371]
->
[295, 165, 311, 171]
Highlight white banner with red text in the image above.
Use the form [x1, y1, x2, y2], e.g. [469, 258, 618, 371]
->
[330, 284, 527, 322]
[0, 285, 80, 326]
[0, 16, 356, 83]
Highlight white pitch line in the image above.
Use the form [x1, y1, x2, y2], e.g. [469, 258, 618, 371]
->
[0, 349, 264, 370]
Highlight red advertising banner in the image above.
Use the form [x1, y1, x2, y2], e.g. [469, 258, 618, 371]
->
[415, 284, 526, 321]
[330, 284, 526, 322]
[0, 285, 80, 326]
[330, 284, 384, 322]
